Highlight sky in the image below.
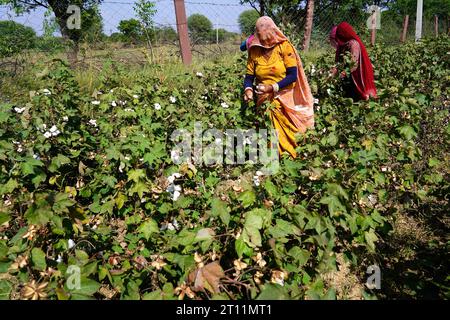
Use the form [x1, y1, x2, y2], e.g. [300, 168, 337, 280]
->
[0, 0, 254, 35]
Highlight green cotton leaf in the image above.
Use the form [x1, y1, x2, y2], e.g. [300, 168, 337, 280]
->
[269, 219, 299, 238]
[31, 247, 47, 271]
[238, 190, 256, 208]
[320, 195, 346, 217]
[127, 169, 146, 183]
[0, 280, 13, 300]
[129, 181, 149, 199]
[48, 154, 71, 173]
[142, 290, 163, 300]
[398, 125, 417, 140]
[264, 179, 279, 198]
[234, 238, 253, 258]
[52, 193, 75, 214]
[0, 212, 10, 225]
[71, 277, 101, 297]
[326, 183, 349, 200]
[24, 197, 53, 225]
[364, 229, 379, 252]
[210, 197, 230, 226]
[287, 247, 311, 267]
[0, 178, 18, 195]
[241, 209, 271, 248]
[20, 158, 44, 176]
[143, 142, 166, 166]
[137, 219, 159, 240]
[326, 132, 338, 146]
[256, 284, 290, 300]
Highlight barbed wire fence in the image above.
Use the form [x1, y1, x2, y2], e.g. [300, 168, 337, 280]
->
[0, 0, 447, 74]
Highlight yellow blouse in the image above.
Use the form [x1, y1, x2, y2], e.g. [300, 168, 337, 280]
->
[246, 40, 297, 90]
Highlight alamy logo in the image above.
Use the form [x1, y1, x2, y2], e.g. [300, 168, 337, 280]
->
[366, 264, 381, 290]
[66, 265, 81, 290]
[366, 5, 381, 30]
[67, 5, 81, 30]
[170, 122, 280, 175]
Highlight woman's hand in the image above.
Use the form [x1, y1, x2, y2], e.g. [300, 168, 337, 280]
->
[329, 66, 338, 78]
[244, 89, 254, 102]
[255, 84, 274, 95]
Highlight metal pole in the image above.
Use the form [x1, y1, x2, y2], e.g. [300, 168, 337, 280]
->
[415, 0, 423, 42]
[401, 15, 409, 43]
[173, 0, 192, 65]
[435, 15, 439, 37]
[371, 12, 376, 46]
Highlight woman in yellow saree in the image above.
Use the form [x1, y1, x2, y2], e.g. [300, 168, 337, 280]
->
[243, 16, 314, 158]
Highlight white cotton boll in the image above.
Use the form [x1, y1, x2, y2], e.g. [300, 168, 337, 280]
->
[196, 72, 203, 77]
[172, 219, 179, 230]
[49, 125, 58, 133]
[43, 131, 52, 138]
[111, 101, 117, 107]
[17, 147, 23, 153]
[56, 255, 63, 263]
[42, 89, 51, 95]
[62, 116, 69, 122]
[124, 108, 135, 112]
[14, 107, 25, 113]
[171, 150, 180, 163]
[88, 119, 97, 127]
[172, 190, 181, 201]
[154, 103, 161, 110]
[91, 100, 100, 105]
[42, 124, 47, 130]
[167, 223, 176, 231]
[133, 95, 139, 99]
[68, 239, 75, 249]
[169, 96, 176, 103]
[52, 130, 60, 137]
[314, 98, 319, 104]
[33, 154, 40, 160]
[221, 102, 229, 108]
[168, 176, 176, 184]
[174, 185, 182, 192]
[327, 88, 332, 95]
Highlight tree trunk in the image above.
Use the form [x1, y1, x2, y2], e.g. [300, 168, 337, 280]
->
[302, 0, 314, 51]
[48, 0, 80, 66]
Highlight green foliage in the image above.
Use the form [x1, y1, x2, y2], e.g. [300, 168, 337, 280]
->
[238, 9, 260, 36]
[0, 36, 448, 300]
[0, 20, 36, 58]
[187, 14, 213, 43]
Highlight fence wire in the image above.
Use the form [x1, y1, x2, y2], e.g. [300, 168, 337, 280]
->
[0, 0, 448, 73]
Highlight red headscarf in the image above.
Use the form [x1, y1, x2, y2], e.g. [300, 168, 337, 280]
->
[331, 22, 377, 100]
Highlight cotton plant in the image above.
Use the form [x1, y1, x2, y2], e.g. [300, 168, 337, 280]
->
[166, 172, 182, 201]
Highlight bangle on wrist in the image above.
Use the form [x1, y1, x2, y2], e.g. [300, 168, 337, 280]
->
[272, 83, 279, 93]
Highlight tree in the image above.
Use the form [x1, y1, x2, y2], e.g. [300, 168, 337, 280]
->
[187, 14, 213, 43]
[118, 19, 142, 44]
[0, 20, 36, 58]
[238, 9, 260, 35]
[0, 0, 103, 64]
[302, 0, 314, 51]
[134, 0, 157, 61]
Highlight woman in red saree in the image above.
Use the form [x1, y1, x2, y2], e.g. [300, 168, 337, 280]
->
[329, 22, 377, 101]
